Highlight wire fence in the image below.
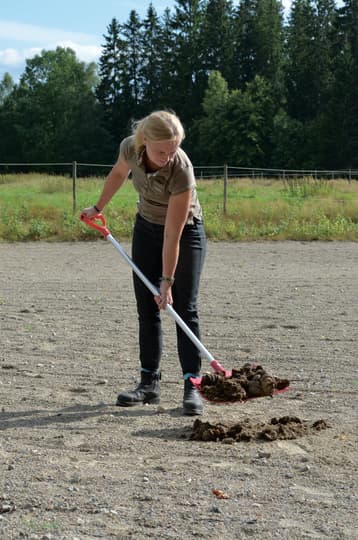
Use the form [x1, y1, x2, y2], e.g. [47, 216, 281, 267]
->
[1, 161, 357, 212]
[1, 161, 357, 180]
[195, 164, 358, 181]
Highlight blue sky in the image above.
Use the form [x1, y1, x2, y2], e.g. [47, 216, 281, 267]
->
[0, 0, 180, 80]
[0, 0, 295, 82]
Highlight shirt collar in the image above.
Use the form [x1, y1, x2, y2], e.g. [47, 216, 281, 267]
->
[137, 148, 172, 175]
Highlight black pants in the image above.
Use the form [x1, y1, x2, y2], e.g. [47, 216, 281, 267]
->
[131, 213, 206, 377]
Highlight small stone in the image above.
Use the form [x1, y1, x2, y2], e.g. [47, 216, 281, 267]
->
[0, 501, 16, 513]
[211, 506, 222, 514]
[257, 451, 271, 459]
[222, 437, 235, 444]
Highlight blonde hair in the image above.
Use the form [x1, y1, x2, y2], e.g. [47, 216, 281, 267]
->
[132, 110, 185, 154]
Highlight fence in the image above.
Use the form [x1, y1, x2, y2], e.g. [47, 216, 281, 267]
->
[1, 161, 358, 213]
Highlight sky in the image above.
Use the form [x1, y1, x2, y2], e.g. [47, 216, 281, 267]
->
[0, 0, 295, 82]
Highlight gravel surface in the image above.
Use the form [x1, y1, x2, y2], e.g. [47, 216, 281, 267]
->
[0, 240, 357, 540]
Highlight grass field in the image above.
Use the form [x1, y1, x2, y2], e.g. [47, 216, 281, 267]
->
[0, 173, 357, 241]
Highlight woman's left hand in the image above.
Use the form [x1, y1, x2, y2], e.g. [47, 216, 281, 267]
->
[154, 281, 173, 310]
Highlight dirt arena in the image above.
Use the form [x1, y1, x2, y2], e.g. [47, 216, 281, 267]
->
[1, 240, 357, 539]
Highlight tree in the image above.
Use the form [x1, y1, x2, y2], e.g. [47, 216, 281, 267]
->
[315, 0, 337, 105]
[285, 0, 317, 121]
[170, 0, 206, 123]
[285, 0, 336, 122]
[96, 18, 127, 139]
[0, 73, 15, 105]
[195, 70, 230, 163]
[232, 0, 285, 92]
[0, 74, 18, 162]
[0, 73, 17, 162]
[254, 0, 285, 96]
[155, 8, 178, 110]
[199, 0, 236, 85]
[96, 19, 124, 105]
[140, 4, 164, 113]
[121, 10, 144, 110]
[223, 75, 276, 166]
[231, 0, 258, 87]
[4, 47, 113, 164]
[270, 109, 306, 168]
[196, 71, 276, 166]
[318, 0, 358, 167]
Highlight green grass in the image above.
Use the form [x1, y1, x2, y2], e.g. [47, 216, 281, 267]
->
[0, 173, 357, 241]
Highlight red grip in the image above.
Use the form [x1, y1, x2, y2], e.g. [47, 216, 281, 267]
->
[80, 213, 110, 238]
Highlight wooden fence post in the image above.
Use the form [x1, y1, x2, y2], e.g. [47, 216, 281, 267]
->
[223, 164, 228, 215]
[72, 161, 77, 212]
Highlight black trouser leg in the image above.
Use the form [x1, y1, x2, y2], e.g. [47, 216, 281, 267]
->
[131, 213, 206, 377]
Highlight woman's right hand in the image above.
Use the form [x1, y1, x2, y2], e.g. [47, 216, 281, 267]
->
[80, 206, 101, 219]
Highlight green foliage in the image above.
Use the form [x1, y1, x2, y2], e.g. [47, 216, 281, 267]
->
[198, 0, 236, 84]
[0, 73, 15, 105]
[197, 72, 277, 166]
[0, 48, 113, 165]
[1, 174, 357, 242]
[28, 218, 52, 240]
[0, 1, 357, 169]
[283, 176, 334, 198]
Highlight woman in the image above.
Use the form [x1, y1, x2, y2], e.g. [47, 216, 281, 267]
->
[81, 110, 206, 415]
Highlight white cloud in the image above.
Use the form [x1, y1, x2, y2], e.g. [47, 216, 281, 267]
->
[54, 41, 102, 63]
[0, 20, 101, 76]
[0, 48, 25, 66]
[0, 20, 99, 45]
[0, 43, 101, 69]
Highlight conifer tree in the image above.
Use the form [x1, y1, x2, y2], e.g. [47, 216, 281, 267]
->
[140, 4, 164, 114]
[199, 0, 236, 86]
[319, 0, 358, 166]
[285, 0, 322, 121]
[96, 18, 127, 141]
[232, 0, 285, 94]
[170, 0, 206, 123]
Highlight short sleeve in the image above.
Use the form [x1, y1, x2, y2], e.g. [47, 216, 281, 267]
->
[119, 136, 135, 163]
[168, 165, 196, 195]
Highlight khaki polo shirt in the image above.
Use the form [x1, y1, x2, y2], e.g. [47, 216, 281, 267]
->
[119, 136, 202, 226]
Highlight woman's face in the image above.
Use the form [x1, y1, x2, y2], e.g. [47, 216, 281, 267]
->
[144, 138, 180, 169]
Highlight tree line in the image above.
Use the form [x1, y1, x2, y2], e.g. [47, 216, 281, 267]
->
[0, 0, 357, 172]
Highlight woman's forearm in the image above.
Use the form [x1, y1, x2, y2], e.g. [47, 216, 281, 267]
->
[96, 159, 130, 210]
[162, 234, 181, 278]
[162, 190, 192, 278]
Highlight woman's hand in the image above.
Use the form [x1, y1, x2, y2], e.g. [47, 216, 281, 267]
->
[80, 206, 100, 219]
[154, 281, 173, 310]
[80, 157, 130, 220]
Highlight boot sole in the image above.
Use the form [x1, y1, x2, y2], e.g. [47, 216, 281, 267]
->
[183, 406, 203, 416]
[116, 396, 160, 407]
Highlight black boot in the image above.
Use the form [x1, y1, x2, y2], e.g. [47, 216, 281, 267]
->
[183, 379, 203, 416]
[116, 371, 161, 407]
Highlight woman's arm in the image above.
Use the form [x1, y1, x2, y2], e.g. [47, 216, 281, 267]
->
[81, 156, 130, 217]
[155, 189, 192, 310]
[163, 189, 192, 277]
[96, 157, 130, 211]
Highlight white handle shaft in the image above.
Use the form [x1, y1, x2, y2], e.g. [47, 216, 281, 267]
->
[107, 234, 215, 363]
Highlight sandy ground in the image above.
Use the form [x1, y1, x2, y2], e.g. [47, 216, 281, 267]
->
[0, 240, 357, 540]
